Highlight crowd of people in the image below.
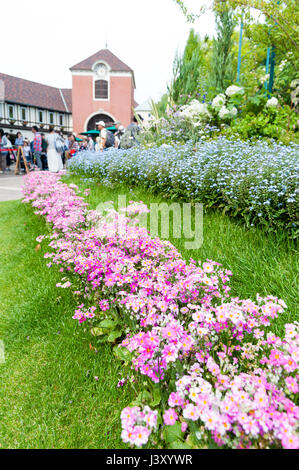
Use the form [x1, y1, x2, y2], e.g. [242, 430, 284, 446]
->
[0, 118, 141, 174]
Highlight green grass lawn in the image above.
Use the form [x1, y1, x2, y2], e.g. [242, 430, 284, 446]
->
[0, 199, 134, 449]
[0, 175, 297, 448]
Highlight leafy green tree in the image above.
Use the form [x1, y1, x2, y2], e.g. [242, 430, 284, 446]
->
[173, 0, 299, 59]
[227, 0, 299, 60]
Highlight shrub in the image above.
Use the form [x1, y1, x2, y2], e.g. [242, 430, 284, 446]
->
[68, 138, 299, 236]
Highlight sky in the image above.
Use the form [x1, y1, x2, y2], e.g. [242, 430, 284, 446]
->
[1, 0, 215, 104]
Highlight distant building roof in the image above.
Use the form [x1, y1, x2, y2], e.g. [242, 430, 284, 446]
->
[70, 48, 133, 73]
[60, 88, 72, 112]
[135, 99, 152, 112]
[70, 48, 136, 88]
[0, 72, 72, 113]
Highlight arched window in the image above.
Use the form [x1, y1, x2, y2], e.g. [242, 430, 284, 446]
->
[95, 79, 108, 99]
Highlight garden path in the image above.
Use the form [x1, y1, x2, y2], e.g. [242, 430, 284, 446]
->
[0, 170, 24, 201]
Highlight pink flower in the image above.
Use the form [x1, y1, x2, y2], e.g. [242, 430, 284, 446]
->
[183, 404, 200, 421]
[132, 426, 151, 447]
[285, 376, 299, 394]
[281, 433, 299, 449]
[163, 408, 178, 425]
[162, 344, 178, 363]
[121, 427, 135, 445]
[168, 392, 184, 408]
[120, 406, 138, 427]
[181, 421, 188, 433]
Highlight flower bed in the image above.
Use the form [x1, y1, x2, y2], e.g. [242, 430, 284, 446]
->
[22, 172, 299, 449]
[68, 137, 299, 235]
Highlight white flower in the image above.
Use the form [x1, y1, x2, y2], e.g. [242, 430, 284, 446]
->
[278, 59, 287, 71]
[218, 106, 231, 120]
[181, 100, 211, 119]
[266, 97, 278, 108]
[229, 106, 238, 117]
[225, 85, 244, 97]
[212, 94, 226, 109]
[260, 74, 270, 84]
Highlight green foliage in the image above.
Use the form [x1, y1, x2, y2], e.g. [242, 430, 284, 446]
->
[208, 7, 236, 93]
[227, 103, 299, 144]
[170, 29, 210, 106]
[173, 1, 299, 60]
[163, 422, 184, 446]
[0, 200, 135, 448]
[236, 0, 299, 61]
[155, 93, 169, 118]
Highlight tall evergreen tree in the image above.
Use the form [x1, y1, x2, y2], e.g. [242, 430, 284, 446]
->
[170, 29, 206, 105]
[209, 7, 236, 93]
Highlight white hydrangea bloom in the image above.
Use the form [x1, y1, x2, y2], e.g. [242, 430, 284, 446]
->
[180, 100, 211, 120]
[212, 94, 226, 109]
[218, 106, 231, 119]
[229, 106, 238, 117]
[225, 85, 244, 97]
[266, 97, 278, 108]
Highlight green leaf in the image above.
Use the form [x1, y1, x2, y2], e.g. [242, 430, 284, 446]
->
[150, 386, 161, 407]
[90, 327, 104, 336]
[113, 345, 133, 362]
[170, 440, 192, 449]
[107, 330, 122, 342]
[131, 390, 152, 407]
[98, 319, 118, 330]
[186, 432, 201, 448]
[163, 422, 184, 444]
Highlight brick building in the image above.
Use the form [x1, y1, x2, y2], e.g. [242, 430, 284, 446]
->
[0, 49, 137, 140]
[70, 49, 137, 133]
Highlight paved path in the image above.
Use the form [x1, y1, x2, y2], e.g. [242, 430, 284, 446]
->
[0, 170, 25, 202]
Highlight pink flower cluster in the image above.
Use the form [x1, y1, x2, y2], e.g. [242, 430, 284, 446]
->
[164, 322, 299, 449]
[121, 406, 157, 447]
[22, 172, 298, 449]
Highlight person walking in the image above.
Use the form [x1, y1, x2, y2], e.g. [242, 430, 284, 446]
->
[4, 133, 13, 170]
[32, 126, 43, 170]
[96, 121, 107, 151]
[14, 131, 24, 166]
[114, 124, 125, 149]
[0, 129, 9, 174]
[96, 121, 115, 150]
[45, 126, 63, 173]
[23, 139, 33, 170]
[87, 135, 95, 151]
[65, 134, 79, 161]
[41, 133, 49, 170]
[15, 131, 24, 148]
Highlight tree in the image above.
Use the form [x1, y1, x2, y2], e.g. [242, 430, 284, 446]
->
[208, 7, 236, 93]
[173, 0, 299, 59]
[170, 29, 210, 105]
[227, 0, 299, 59]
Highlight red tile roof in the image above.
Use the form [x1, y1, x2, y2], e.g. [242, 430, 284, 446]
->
[0, 72, 72, 113]
[70, 49, 133, 73]
[61, 88, 72, 112]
